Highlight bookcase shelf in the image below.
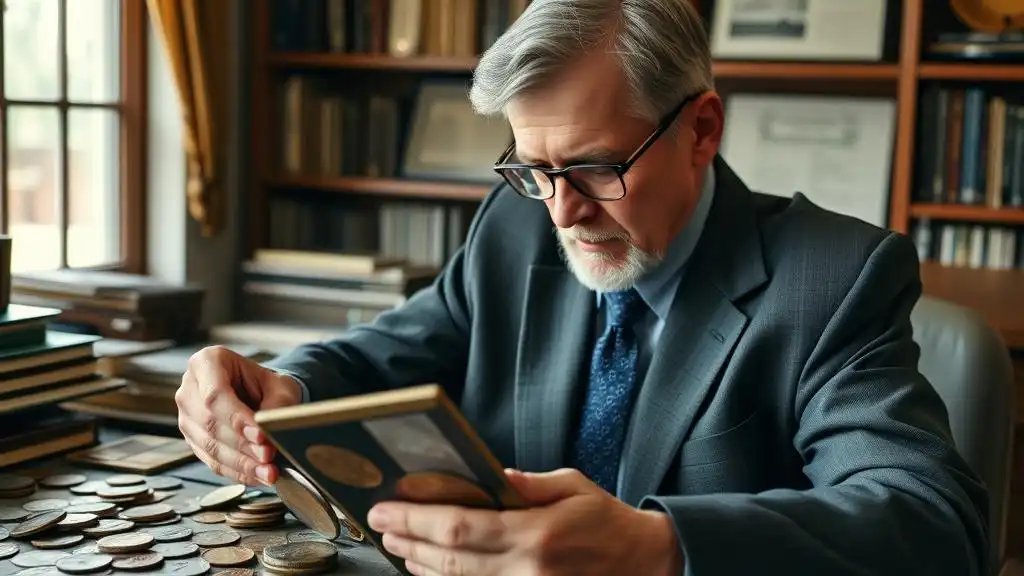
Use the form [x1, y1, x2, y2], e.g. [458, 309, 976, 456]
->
[918, 63, 1024, 81]
[268, 52, 479, 72]
[909, 204, 1024, 224]
[713, 61, 899, 80]
[267, 176, 492, 201]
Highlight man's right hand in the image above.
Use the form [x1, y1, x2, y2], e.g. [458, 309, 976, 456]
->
[176, 345, 302, 486]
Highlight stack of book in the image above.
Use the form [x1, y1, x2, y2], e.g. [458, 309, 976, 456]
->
[0, 303, 125, 468]
[10, 269, 205, 342]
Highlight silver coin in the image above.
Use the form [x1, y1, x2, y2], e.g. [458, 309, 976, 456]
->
[146, 526, 193, 542]
[22, 499, 68, 512]
[55, 553, 114, 574]
[0, 541, 19, 559]
[153, 558, 210, 575]
[145, 477, 183, 491]
[11, 550, 71, 568]
[152, 542, 200, 559]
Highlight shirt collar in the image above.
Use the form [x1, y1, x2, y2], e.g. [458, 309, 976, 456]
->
[596, 164, 716, 321]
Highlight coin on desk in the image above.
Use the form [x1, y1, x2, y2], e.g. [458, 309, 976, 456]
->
[11, 510, 66, 539]
[0, 474, 36, 498]
[0, 506, 32, 522]
[239, 533, 287, 555]
[171, 502, 201, 516]
[236, 496, 284, 513]
[65, 502, 116, 517]
[261, 541, 337, 573]
[30, 533, 84, 549]
[81, 518, 135, 538]
[214, 569, 254, 576]
[274, 468, 339, 541]
[106, 474, 146, 486]
[96, 531, 155, 553]
[158, 558, 211, 576]
[39, 474, 87, 489]
[69, 480, 107, 495]
[10, 549, 71, 568]
[55, 552, 114, 574]
[58, 513, 100, 530]
[0, 541, 19, 559]
[224, 510, 286, 530]
[22, 498, 68, 512]
[145, 476, 183, 491]
[96, 484, 149, 500]
[202, 545, 254, 567]
[192, 530, 240, 548]
[0, 526, 9, 541]
[119, 503, 175, 523]
[152, 541, 199, 559]
[145, 526, 193, 543]
[192, 511, 226, 524]
[198, 484, 247, 510]
[111, 551, 164, 571]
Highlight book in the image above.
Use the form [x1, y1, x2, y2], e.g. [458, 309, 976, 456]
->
[255, 383, 525, 575]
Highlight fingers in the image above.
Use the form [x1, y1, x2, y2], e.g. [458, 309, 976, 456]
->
[381, 533, 492, 576]
[176, 348, 276, 486]
[368, 503, 510, 553]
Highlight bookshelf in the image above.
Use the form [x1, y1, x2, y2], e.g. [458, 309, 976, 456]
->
[248, 0, 1022, 339]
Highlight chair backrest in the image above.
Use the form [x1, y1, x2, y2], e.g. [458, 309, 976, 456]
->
[911, 295, 1015, 575]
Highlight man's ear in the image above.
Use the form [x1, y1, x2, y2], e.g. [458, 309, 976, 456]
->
[690, 91, 724, 167]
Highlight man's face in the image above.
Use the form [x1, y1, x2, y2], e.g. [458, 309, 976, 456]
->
[505, 53, 722, 292]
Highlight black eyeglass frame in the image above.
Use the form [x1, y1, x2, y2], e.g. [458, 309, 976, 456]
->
[492, 91, 702, 201]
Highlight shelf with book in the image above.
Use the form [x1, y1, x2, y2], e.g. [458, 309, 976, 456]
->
[266, 176, 492, 201]
[909, 204, 1024, 224]
[918, 63, 1024, 81]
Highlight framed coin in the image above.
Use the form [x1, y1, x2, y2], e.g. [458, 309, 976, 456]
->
[274, 469, 339, 540]
[305, 445, 383, 488]
[395, 470, 497, 508]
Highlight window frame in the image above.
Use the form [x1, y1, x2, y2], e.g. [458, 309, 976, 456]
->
[0, 0, 148, 274]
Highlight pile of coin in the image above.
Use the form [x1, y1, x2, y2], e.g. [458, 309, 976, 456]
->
[0, 470, 354, 575]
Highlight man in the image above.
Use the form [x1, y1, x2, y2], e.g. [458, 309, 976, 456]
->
[176, 1, 989, 574]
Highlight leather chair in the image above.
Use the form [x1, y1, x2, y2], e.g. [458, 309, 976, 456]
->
[911, 295, 1016, 576]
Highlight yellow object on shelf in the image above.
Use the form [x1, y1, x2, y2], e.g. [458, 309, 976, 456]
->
[951, 0, 1024, 32]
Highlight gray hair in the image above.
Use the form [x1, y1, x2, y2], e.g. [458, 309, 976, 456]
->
[469, 0, 714, 123]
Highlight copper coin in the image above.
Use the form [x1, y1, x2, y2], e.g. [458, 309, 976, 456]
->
[192, 512, 225, 524]
[394, 471, 497, 508]
[201, 546, 254, 567]
[55, 553, 114, 574]
[192, 530, 240, 548]
[82, 519, 135, 537]
[239, 533, 286, 554]
[214, 569, 254, 576]
[152, 541, 199, 559]
[0, 506, 32, 522]
[0, 542, 18, 559]
[39, 474, 87, 489]
[304, 445, 383, 488]
[96, 532, 154, 553]
[30, 534, 84, 549]
[198, 485, 246, 510]
[0, 474, 35, 492]
[120, 503, 175, 522]
[262, 541, 336, 569]
[157, 558, 210, 575]
[143, 513, 182, 526]
[11, 510, 67, 539]
[23, 499, 68, 512]
[274, 469, 339, 540]
[111, 551, 163, 571]
[236, 496, 282, 512]
[105, 474, 146, 486]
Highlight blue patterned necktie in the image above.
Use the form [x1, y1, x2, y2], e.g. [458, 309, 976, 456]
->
[571, 288, 647, 495]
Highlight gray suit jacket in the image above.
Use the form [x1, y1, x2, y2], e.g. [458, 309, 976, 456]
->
[266, 157, 989, 575]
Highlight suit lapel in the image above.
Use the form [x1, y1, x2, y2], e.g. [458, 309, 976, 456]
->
[618, 156, 768, 505]
[514, 264, 594, 474]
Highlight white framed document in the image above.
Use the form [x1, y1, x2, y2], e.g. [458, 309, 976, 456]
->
[720, 93, 896, 228]
[710, 0, 887, 61]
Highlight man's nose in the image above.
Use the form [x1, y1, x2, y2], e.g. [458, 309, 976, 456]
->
[547, 178, 595, 229]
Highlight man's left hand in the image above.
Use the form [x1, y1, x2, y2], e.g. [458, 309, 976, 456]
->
[366, 468, 682, 576]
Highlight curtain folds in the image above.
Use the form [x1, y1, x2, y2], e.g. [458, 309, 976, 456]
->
[147, 0, 229, 237]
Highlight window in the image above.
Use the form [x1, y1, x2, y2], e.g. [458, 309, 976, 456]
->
[1, 0, 146, 273]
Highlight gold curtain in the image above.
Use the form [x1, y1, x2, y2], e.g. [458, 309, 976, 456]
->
[147, 0, 230, 237]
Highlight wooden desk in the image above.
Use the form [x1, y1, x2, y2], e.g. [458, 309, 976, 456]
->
[0, 453, 401, 575]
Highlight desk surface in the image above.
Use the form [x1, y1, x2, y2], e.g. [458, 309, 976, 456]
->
[0, 454, 402, 575]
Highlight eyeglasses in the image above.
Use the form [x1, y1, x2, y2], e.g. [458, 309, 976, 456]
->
[493, 92, 700, 201]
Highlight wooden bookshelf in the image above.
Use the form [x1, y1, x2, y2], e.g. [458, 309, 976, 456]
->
[909, 204, 1024, 224]
[918, 63, 1024, 81]
[266, 176, 491, 201]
